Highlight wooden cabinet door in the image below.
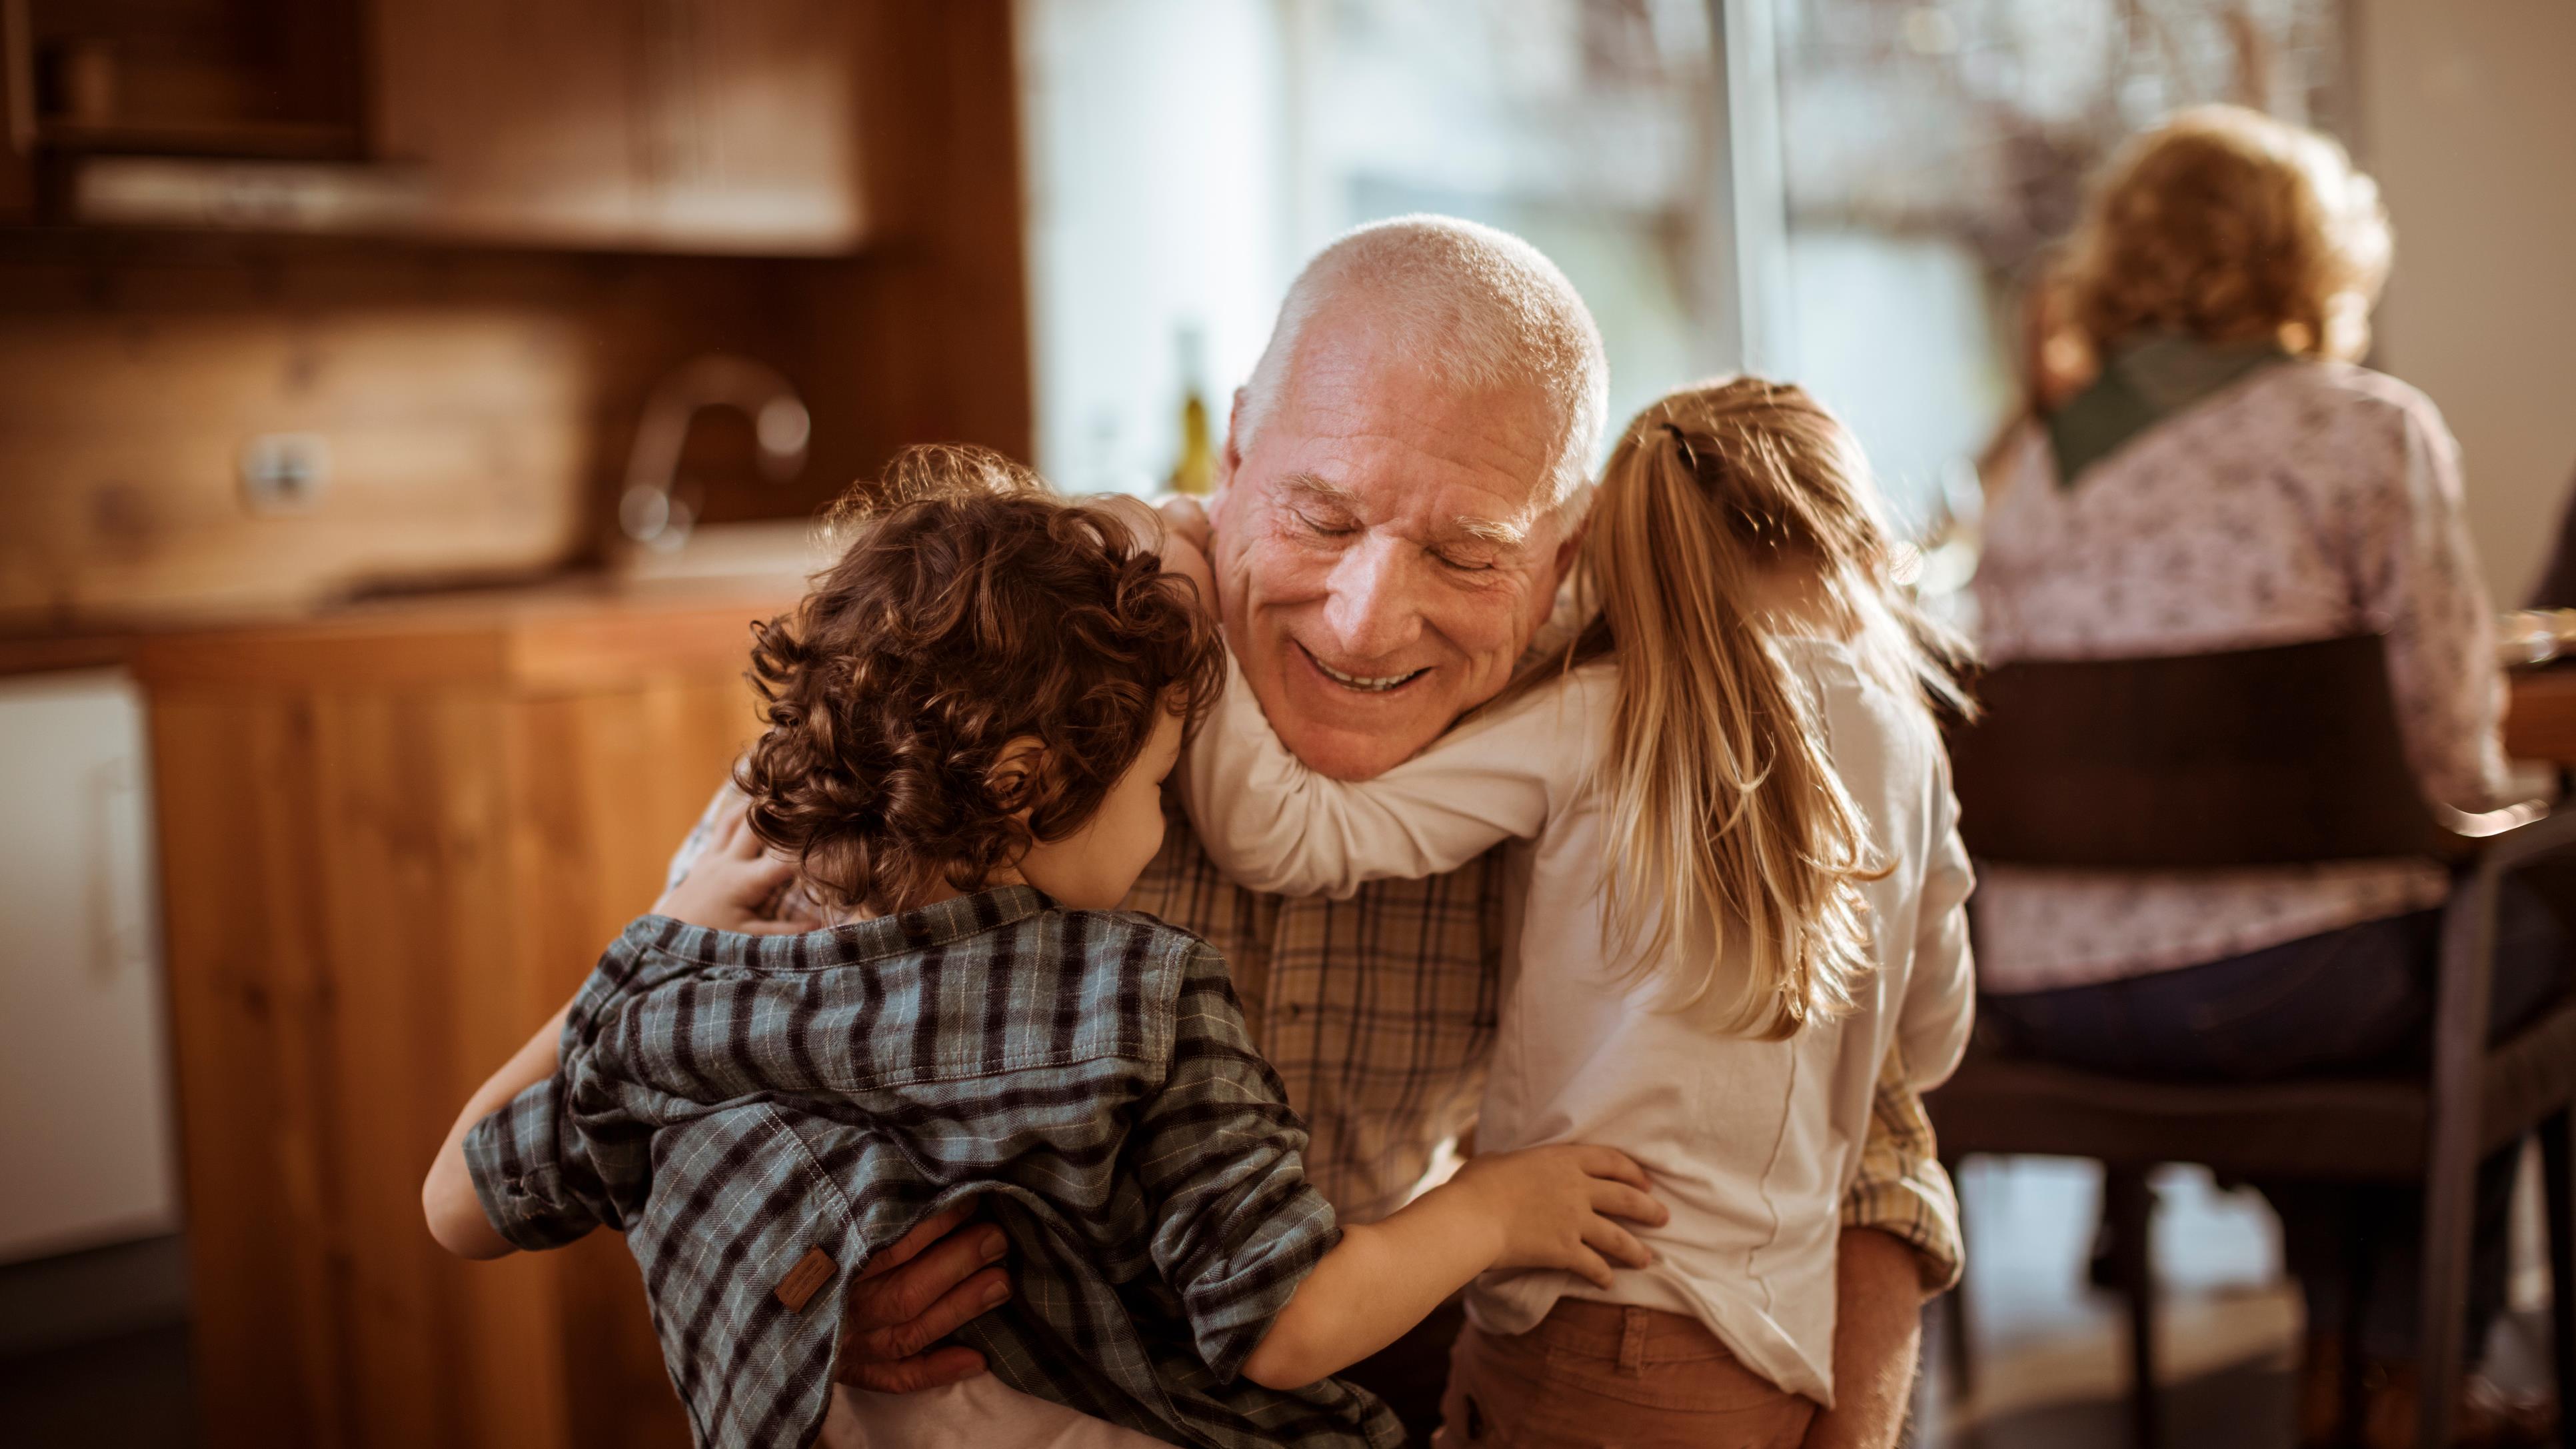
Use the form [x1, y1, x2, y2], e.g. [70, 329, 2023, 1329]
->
[635, 0, 868, 254]
[373, 0, 649, 247]
[372, 0, 865, 254]
[147, 666, 759, 1449]
[0, 9, 31, 223]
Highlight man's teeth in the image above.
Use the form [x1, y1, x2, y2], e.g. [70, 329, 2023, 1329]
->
[1314, 657, 1425, 692]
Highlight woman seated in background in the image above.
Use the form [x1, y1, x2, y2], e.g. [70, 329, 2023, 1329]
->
[1971, 105, 2571, 1449]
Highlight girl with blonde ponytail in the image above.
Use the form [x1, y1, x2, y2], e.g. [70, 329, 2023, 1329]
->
[1178, 376, 1979, 1443]
[1564, 379, 1974, 1035]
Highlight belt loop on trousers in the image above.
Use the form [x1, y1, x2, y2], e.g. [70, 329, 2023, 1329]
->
[1619, 1306, 1648, 1375]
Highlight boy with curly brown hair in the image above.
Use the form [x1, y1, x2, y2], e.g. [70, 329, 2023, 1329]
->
[420, 447, 1664, 1449]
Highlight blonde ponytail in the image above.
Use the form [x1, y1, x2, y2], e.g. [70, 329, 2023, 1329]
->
[1558, 378, 1970, 1038]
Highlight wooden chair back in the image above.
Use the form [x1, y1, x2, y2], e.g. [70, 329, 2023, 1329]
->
[1948, 635, 2453, 869]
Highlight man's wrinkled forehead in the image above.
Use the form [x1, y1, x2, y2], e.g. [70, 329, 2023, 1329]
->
[1267, 327, 1566, 523]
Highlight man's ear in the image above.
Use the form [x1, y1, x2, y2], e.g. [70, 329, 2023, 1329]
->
[1218, 389, 1247, 485]
[1207, 389, 1250, 530]
[986, 736, 1049, 817]
[1550, 513, 1588, 584]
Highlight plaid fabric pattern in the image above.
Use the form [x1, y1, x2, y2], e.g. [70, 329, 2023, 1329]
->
[669, 790, 1965, 1286]
[1121, 806, 1504, 1226]
[467, 887, 1404, 1449]
[1847, 1041, 1964, 1293]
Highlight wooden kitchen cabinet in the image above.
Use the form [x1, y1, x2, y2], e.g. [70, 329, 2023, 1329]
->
[2, 0, 885, 251]
[131, 579, 798, 1449]
[372, 0, 868, 254]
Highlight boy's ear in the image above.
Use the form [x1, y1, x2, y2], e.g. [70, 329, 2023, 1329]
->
[987, 736, 1049, 816]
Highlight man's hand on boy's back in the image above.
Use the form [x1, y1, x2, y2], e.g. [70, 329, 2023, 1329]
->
[656, 501, 1197, 1396]
[657, 808, 1016, 1389]
[835, 1200, 1014, 1391]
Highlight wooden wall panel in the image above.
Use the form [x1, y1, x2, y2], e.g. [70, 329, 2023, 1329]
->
[0, 307, 591, 622]
[0, 242, 810, 631]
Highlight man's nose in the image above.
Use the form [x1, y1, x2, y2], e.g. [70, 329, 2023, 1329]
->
[1318, 535, 1425, 661]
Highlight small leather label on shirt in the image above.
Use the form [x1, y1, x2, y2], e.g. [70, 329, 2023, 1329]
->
[774, 1246, 836, 1312]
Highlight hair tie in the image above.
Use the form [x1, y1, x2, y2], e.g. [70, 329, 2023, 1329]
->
[1658, 421, 1700, 477]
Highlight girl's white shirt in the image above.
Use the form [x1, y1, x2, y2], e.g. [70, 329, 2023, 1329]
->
[1179, 611, 1976, 1406]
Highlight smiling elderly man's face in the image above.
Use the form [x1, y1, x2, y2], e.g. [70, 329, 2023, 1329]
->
[1207, 309, 1580, 781]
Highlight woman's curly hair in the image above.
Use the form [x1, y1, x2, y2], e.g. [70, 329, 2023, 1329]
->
[2048, 105, 2391, 367]
[735, 445, 1226, 916]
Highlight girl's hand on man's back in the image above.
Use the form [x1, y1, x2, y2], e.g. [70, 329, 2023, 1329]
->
[1448, 1143, 1668, 1289]
[653, 799, 816, 934]
[1089, 492, 1220, 619]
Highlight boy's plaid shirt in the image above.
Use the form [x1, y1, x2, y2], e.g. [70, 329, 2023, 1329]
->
[672, 793, 1965, 1289]
[466, 888, 1405, 1449]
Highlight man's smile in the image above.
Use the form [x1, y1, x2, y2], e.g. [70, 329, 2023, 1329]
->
[1295, 641, 1432, 695]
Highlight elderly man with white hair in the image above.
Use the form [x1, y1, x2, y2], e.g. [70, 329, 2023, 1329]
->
[686, 216, 1959, 1448]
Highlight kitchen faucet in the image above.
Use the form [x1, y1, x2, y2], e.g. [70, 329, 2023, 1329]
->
[618, 355, 811, 549]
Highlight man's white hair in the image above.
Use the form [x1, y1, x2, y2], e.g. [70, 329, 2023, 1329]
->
[1236, 215, 1610, 516]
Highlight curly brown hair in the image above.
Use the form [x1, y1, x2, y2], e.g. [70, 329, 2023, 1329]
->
[735, 446, 1226, 916]
[2049, 105, 2391, 367]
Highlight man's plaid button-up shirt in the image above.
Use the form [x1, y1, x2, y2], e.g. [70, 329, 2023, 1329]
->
[466, 888, 1404, 1449]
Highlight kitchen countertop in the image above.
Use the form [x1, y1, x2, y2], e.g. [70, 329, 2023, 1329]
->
[0, 630, 145, 679]
[7, 524, 830, 685]
[121, 571, 806, 692]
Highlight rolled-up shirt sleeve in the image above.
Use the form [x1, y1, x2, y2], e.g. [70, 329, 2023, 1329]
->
[1840, 1046, 1963, 1293]
[463, 1073, 619, 1252]
[1132, 942, 1341, 1382]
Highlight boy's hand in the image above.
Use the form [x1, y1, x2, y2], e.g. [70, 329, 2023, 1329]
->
[1448, 1143, 1666, 1289]
[652, 802, 813, 934]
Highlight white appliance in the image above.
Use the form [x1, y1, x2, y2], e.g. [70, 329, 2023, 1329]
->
[0, 669, 181, 1261]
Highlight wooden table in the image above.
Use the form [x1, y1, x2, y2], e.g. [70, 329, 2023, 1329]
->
[131, 575, 799, 1449]
[2507, 665, 2576, 767]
